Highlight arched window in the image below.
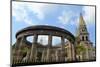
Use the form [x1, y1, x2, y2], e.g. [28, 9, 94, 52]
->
[86, 36, 88, 41]
[82, 36, 84, 41]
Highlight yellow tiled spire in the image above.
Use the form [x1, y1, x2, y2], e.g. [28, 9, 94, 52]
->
[79, 13, 86, 26]
[76, 13, 88, 37]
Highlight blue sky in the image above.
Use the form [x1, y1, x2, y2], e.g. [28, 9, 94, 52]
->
[12, 2, 96, 46]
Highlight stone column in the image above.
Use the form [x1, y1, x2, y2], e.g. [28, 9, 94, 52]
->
[41, 50, 45, 62]
[19, 37, 25, 49]
[48, 35, 52, 47]
[13, 37, 20, 63]
[13, 38, 20, 56]
[61, 36, 65, 48]
[70, 43, 72, 61]
[55, 50, 58, 62]
[74, 40, 77, 61]
[30, 34, 38, 62]
[67, 42, 74, 61]
[86, 47, 89, 60]
[46, 35, 52, 62]
[70, 43, 75, 61]
[14, 38, 20, 50]
[35, 50, 37, 62]
[61, 36, 65, 61]
[17, 36, 25, 62]
[71, 44, 75, 61]
[33, 34, 38, 43]
[26, 51, 30, 61]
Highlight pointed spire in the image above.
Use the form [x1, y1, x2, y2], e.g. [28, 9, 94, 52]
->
[76, 13, 88, 37]
[79, 13, 86, 26]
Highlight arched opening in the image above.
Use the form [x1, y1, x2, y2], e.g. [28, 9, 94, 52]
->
[26, 36, 34, 43]
[37, 35, 48, 45]
[82, 36, 84, 41]
[86, 36, 88, 41]
[52, 36, 61, 46]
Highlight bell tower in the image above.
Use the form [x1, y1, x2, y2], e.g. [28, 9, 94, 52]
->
[75, 13, 95, 61]
[77, 13, 89, 41]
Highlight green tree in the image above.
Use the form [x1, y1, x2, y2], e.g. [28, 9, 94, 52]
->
[76, 43, 86, 61]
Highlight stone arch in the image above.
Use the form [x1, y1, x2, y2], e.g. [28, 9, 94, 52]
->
[13, 25, 76, 63]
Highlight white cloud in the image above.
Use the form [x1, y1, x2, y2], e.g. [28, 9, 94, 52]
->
[12, 2, 57, 25]
[12, 2, 47, 25]
[82, 6, 95, 25]
[58, 10, 71, 25]
[58, 10, 79, 25]
[58, 6, 95, 26]
[12, 2, 34, 25]
[27, 3, 45, 20]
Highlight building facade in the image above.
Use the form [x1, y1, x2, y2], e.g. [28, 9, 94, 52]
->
[75, 14, 95, 61]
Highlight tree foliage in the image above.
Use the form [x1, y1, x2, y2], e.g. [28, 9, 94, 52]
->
[76, 43, 86, 55]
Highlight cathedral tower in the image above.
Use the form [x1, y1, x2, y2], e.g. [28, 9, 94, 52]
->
[76, 13, 95, 61]
[77, 13, 89, 41]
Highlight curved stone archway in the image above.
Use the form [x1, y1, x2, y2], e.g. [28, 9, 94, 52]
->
[16, 25, 75, 44]
[13, 25, 76, 64]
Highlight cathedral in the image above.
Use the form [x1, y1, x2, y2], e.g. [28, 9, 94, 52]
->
[12, 14, 96, 65]
[75, 14, 95, 61]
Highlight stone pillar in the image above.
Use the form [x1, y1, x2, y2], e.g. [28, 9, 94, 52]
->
[22, 51, 30, 62]
[35, 50, 37, 62]
[13, 38, 20, 55]
[19, 36, 25, 49]
[69, 43, 72, 61]
[16, 36, 25, 62]
[33, 34, 38, 43]
[14, 38, 20, 50]
[26, 51, 30, 61]
[48, 35, 52, 47]
[71, 44, 75, 61]
[18, 37, 24, 52]
[68, 42, 72, 61]
[41, 50, 45, 62]
[61, 36, 65, 48]
[74, 40, 77, 61]
[13, 37, 20, 63]
[86, 47, 89, 60]
[46, 49, 50, 62]
[61, 36, 65, 61]
[46, 35, 52, 61]
[30, 34, 38, 62]
[55, 50, 58, 62]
